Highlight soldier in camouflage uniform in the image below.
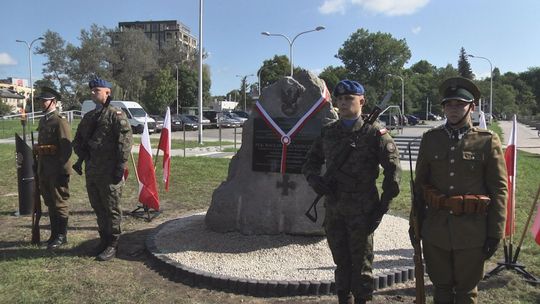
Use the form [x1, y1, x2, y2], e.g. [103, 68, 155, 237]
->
[35, 87, 72, 250]
[73, 78, 133, 261]
[412, 77, 507, 304]
[303, 80, 401, 304]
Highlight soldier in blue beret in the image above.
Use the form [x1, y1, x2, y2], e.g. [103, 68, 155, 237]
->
[412, 77, 507, 303]
[35, 87, 72, 250]
[73, 77, 132, 261]
[303, 79, 401, 304]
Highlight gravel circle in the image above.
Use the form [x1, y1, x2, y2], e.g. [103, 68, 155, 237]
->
[151, 212, 414, 282]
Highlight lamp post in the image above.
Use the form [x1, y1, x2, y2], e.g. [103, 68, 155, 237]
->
[236, 74, 254, 111]
[261, 26, 325, 77]
[387, 74, 405, 115]
[174, 64, 179, 115]
[468, 54, 493, 123]
[16, 37, 44, 123]
[257, 67, 265, 96]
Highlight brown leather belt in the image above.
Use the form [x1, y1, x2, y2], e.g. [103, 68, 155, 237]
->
[423, 184, 490, 215]
[34, 144, 57, 156]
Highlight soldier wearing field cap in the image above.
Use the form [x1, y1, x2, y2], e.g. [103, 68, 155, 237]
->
[35, 87, 72, 250]
[411, 77, 508, 304]
[72, 77, 132, 261]
[303, 80, 401, 304]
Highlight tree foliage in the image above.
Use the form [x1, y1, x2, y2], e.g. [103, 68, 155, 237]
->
[457, 47, 474, 79]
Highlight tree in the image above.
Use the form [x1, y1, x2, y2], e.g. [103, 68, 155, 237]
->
[257, 55, 291, 89]
[410, 60, 436, 75]
[318, 66, 349, 93]
[336, 28, 411, 100]
[143, 68, 176, 114]
[110, 28, 158, 101]
[35, 30, 76, 108]
[457, 47, 474, 79]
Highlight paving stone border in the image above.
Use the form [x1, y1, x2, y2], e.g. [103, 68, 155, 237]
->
[145, 216, 419, 297]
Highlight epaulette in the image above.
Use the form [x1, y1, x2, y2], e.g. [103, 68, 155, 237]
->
[472, 127, 493, 135]
[424, 124, 445, 134]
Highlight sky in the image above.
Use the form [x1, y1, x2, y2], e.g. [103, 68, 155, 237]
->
[1, 0, 539, 97]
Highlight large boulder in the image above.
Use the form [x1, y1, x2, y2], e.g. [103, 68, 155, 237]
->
[205, 70, 338, 235]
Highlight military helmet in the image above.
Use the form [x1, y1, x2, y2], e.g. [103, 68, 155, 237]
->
[439, 77, 480, 104]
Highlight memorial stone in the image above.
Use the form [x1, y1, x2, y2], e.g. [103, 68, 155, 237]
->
[205, 70, 338, 235]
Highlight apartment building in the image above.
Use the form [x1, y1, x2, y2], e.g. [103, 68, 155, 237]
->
[118, 20, 197, 53]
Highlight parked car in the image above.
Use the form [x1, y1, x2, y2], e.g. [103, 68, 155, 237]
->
[186, 114, 211, 129]
[405, 114, 420, 126]
[217, 112, 242, 128]
[149, 115, 164, 132]
[223, 111, 247, 125]
[378, 114, 400, 129]
[414, 112, 443, 121]
[203, 110, 218, 127]
[170, 114, 184, 131]
[171, 114, 198, 131]
[232, 110, 250, 119]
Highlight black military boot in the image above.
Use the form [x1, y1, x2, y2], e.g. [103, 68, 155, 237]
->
[96, 234, 119, 261]
[45, 214, 58, 245]
[93, 231, 109, 256]
[47, 217, 68, 250]
[338, 291, 354, 304]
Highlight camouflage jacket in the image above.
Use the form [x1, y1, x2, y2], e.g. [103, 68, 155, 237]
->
[73, 104, 132, 177]
[302, 117, 401, 214]
[36, 110, 72, 177]
[414, 125, 508, 250]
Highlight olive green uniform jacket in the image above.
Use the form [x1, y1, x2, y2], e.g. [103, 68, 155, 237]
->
[414, 126, 508, 250]
[37, 110, 72, 218]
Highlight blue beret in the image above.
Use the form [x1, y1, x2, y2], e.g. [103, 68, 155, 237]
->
[89, 78, 112, 89]
[333, 80, 365, 97]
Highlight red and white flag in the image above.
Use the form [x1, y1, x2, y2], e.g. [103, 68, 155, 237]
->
[137, 117, 160, 210]
[158, 107, 171, 191]
[504, 115, 517, 237]
[532, 201, 540, 245]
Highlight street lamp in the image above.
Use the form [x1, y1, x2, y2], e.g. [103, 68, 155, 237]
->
[16, 37, 44, 123]
[236, 74, 254, 111]
[387, 74, 405, 115]
[257, 67, 265, 96]
[261, 26, 325, 77]
[468, 54, 493, 123]
[174, 64, 179, 115]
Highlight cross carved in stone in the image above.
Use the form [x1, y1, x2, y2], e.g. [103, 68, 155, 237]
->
[276, 174, 296, 196]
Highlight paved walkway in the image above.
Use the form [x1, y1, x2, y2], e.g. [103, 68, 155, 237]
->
[498, 120, 540, 154]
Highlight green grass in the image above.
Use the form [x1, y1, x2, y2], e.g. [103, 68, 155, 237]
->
[1, 132, 539, 303]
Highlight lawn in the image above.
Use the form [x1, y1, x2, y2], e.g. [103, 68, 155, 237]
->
[0, 127, 539, 303]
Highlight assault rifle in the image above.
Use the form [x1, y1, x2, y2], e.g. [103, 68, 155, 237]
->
[305, 91, 392, 222]
[30, 131, 42, 244]
[408, 139, 426, 304]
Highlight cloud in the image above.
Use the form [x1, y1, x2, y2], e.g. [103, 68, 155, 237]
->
[320, 0, 429, 16]
[318, 0, 347, 14]
[411, 26, 422, 34]
[0, 53, 17, 65]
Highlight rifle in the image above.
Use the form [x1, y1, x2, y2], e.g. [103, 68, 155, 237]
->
[305, 91, 392, 222]
[408, 139, 425, 304]
[30, 131, 42, 244]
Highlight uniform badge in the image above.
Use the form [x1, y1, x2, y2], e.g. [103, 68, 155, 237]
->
[386, 142, 396, 153]
[116, 111, 123, 115]
[337, 84, 345, 94]
[378, 128, 388, 136]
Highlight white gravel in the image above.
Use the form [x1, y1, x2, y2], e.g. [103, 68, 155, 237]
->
[154, 212, 414, 281]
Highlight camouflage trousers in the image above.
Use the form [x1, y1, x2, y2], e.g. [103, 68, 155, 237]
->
[324, 205, 374, 301]
[86, 175, 123, 236]
[423, 241, 485, 304]
[39, 174, 70, 219]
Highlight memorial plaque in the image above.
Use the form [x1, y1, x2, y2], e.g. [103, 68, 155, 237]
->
[252, 117, 321, 174]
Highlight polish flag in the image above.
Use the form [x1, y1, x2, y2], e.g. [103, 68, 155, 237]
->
[532, 201, 540, 245]
[158, 107, 171, 191]
[504, 115, 517, 237]
[479, 111, 487, 129]
[137, 117, 160, 210]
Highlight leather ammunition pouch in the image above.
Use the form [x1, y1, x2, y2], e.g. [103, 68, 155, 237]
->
[423, 184, 490, 215]
[33, 144, 58, 156]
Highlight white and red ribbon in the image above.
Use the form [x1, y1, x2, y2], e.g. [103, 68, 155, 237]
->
[255, 86, 330, 174]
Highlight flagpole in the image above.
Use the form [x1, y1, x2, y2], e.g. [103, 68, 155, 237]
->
[154, 133, 162, 169]
[512, 184, 540, 263]
[130, 151, 140, 182]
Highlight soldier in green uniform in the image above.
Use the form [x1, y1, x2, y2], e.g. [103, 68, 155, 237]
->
[412, 77, 508, 304]
[35, 87, 72, 250]
[303, 80, 401, 304]
[73, 78, 133, 261]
